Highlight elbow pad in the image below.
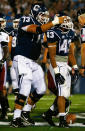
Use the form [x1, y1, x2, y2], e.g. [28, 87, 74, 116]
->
[36, 26, 43, 34]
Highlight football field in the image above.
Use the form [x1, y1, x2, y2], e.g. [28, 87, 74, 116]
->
[1, 94, 85, 131]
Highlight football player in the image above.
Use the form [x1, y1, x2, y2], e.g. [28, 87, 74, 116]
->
[0, 18, 10, 119]
[9, 18, 20, 57]
[10, 2, 68, 127]
[77, 9, 85, 76]
[42, 13, 78, 127]
[8, 18, 20, 93]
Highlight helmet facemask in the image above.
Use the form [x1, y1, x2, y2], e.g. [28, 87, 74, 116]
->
[13, 19, 19, 29]
[36, 11, 49, 24]
[60, 16, 73, 30]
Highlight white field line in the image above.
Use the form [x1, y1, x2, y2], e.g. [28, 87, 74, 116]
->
[1, 121, 85, 127]
[76, 115, 85, 119]
[7, 112, 85, 120]
[8, 98, 55, 101]
[8, 97, 55, 100]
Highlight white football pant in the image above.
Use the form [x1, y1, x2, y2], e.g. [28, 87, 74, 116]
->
[48, 62, 71, 98]
[12, 55, 46, 97]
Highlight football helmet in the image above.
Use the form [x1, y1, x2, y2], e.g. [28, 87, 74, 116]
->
[30, 3, 49, 24]
[0, 18, 6, 29]
[57, 12, 73, 30]
[13, 19, 20, 29]
[60, 16, 73, 30]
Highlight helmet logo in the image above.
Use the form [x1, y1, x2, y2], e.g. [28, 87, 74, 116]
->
[33, 5, 40, 12]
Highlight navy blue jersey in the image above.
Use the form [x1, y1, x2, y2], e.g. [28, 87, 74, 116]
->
[15, 15, 43, 60]
[9, 29, 18, 60]
[47, 27, 75, 56]
[5, 27, 14, 34]
[80, 25, 85, 44]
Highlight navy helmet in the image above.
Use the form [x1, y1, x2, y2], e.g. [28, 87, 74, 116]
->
[30, 3, 49, 24]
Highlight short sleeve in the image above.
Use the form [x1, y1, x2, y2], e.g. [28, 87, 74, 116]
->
[46, 30, 58, 43]
[19, 16, 33, 28]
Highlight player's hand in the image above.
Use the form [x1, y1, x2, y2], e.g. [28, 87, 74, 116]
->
[12, 88, 19, 95]
[71, 67, 79, 85]
[74, 68, 79, 78]
[54, 67, 65, 85]
[52, 15, 67, 25]
[55, 73, 65, 85]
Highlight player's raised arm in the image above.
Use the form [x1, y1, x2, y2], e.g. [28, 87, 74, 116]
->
[21, 4, 67, 34]
[21, 17, 67, 34]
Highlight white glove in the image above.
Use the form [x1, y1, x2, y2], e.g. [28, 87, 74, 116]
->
[52, 15, 59, 26]
[52, 15, 67, 26]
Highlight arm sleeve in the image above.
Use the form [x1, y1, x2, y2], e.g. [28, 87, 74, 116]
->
[20, 16, 54, 34]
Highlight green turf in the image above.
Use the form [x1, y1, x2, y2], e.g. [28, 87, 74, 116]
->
[69, 95, 85, 113]
[8, 94, 85, 113]
[0, 126, 85, 131]
[1, 94, 85, 130]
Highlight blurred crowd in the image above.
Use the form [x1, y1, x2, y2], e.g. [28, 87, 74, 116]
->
[0, 0, 85, 26]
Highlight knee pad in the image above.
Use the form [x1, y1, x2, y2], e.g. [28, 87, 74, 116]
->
[15, 94, 26, 109]
[29, 90, 44, 103]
